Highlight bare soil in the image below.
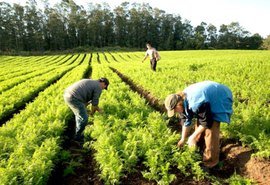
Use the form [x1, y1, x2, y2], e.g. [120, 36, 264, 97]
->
[222, 142, 270, 185]
[52, 139, 270, 185]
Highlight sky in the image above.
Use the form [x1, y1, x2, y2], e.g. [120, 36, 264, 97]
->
[3, 0, 270, 38]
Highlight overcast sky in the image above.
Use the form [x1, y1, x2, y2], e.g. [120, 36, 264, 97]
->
[3, 0, 270, 38]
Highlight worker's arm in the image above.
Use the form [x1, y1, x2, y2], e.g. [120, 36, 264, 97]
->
[90, 105, 102, 115]
[141, 53, 148, 63]
[177, 124, 191, 147]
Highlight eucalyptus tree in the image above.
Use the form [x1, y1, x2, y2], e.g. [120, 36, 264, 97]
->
[139, 3, 157, 48]
[177, 20, 194, 50]
[193, 22, 207, 49]
[66, 0, 81, 48]
[87, 3, 108, 47]
[127, 3, 142, 48]
[159, 13, 175, 50]
[77, 8, 89, 47]
[100, 3, 114, 47]
[172, 15, 185, 50]
[114, 2, 129, 47]
[60, 0, 90, 48]
[218, 22, 250, 49]
[244, 33, 263, 49]
[45, 7, 66, 50]
[0, 2, 13, 51]
[206, 24, 218, 49]
[217, 24, 229, 49]
[11, 4, 25, 51]
[0, 1, 264, 52]
[151, 8, 164, 49]
[40, 0, 50, 50]
[24, 0, 44, 51]
[262, 35, 270, 50]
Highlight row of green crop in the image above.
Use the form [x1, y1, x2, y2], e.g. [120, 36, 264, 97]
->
[84, 54, 208, 185]
[0, 56, 54, 76]
[0, 54, 73, 79]
[0, 54, 91, 185]
[0, 56, 54, 80]
[1, 55, 77, 82]
[108, 50, 270, 158]
[0, 55, 72, 92]
[0, 55, 44, 68]
[0, 56, 16, 63]
[94, 52, 140, 64]
[0, 54, 84, 122]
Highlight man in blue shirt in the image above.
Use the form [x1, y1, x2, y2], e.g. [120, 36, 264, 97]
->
[64, 77, 109, 142]
[165, 81, 233, 169]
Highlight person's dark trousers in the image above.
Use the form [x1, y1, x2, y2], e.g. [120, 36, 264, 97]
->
[150, 58, 157, 71]
[64, 93, 88, 142]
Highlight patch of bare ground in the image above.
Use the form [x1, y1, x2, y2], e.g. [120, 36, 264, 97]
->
[221, 141, 270, 185]
[50, 143, 102, 185]
[52, 138, 270, 185]
[61, 150, 212, 185]
[245, 158, 270, 185]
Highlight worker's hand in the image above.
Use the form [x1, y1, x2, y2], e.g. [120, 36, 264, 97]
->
[177, 139, 185, 148]
[89, 106, 102, 115]
[87, 106, 92, 115]
[187, 135, 197, 147]
[97, 108, 103, 113]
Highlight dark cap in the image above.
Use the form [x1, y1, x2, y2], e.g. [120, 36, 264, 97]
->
[99, 77, 109, 90]
[164, 94, 181, 117]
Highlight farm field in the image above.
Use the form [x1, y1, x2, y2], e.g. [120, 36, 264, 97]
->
[0, 50, 269, 185]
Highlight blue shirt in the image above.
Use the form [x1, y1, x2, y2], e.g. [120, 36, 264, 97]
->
[183, 81, 233, 126]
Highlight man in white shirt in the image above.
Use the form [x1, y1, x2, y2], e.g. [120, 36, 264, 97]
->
[141, 42, 160, 71]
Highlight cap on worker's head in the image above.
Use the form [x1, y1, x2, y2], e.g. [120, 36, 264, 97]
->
[164, 94, 181, 117]
[99, 77, 109, 90]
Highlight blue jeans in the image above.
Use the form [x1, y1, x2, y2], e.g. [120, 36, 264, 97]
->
[64, 93, 88, 142]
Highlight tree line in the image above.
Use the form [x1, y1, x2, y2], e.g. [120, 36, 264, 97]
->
[0, 0, 266, 52]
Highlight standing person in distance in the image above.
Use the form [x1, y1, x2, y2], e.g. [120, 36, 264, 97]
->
[64, 77, 109, 142]
[141, 42, 160, 71]
[164, 81, 233, 171]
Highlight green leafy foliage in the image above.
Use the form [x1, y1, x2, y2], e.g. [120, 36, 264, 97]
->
[109, 50, 270, 158]
[0, 54, 90, 184]
[84, 57, 208, 184]
[226, 172, 255, 185]
[1, 50, 267, 184]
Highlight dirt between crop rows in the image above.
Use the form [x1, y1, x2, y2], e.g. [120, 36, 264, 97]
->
[221, 143, 270, 185]
[51, 68, 270, 185]
[53, 138, 270, 185]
